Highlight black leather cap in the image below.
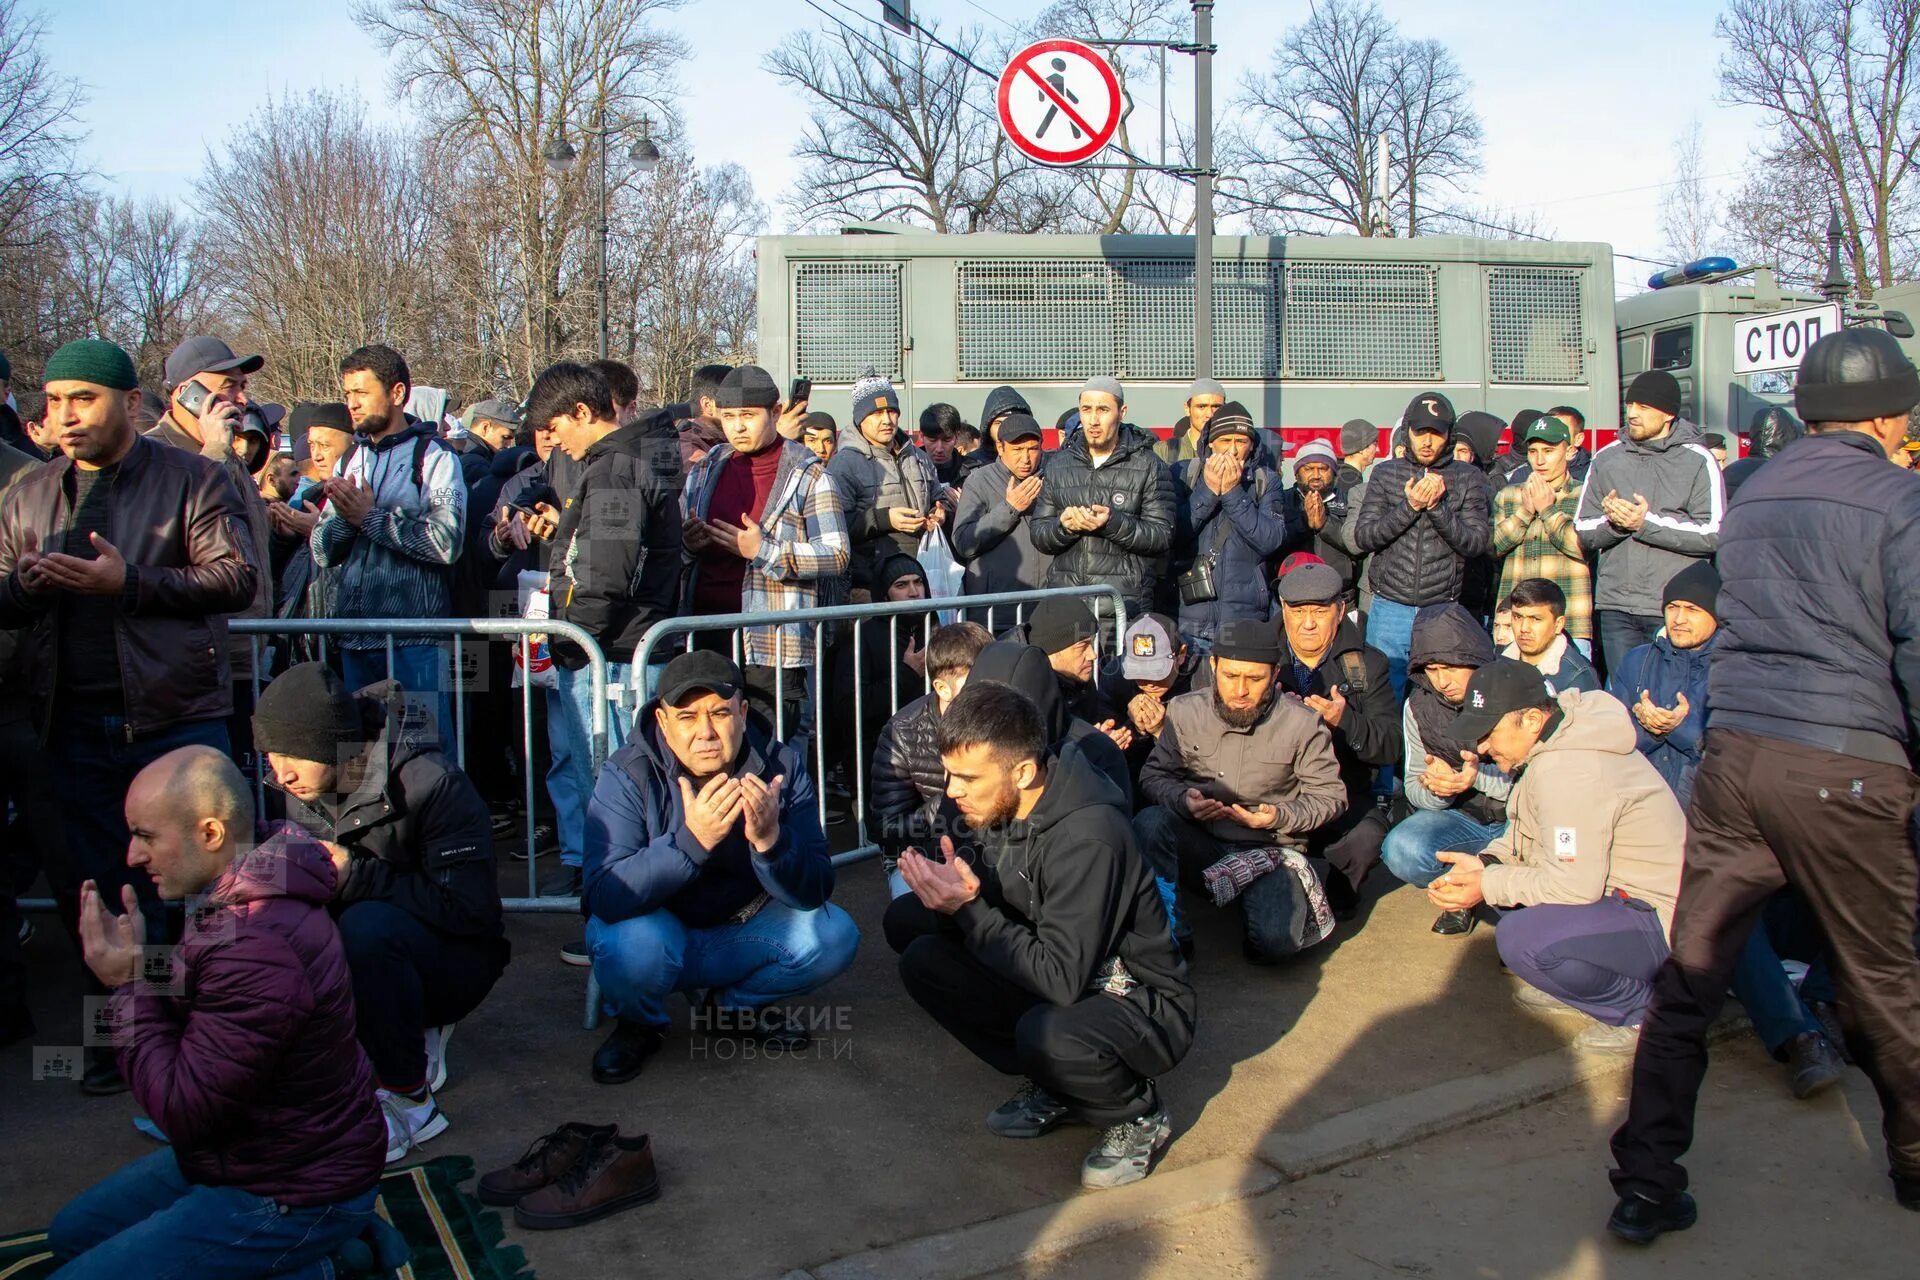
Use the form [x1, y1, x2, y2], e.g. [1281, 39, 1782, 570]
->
[1794, 328, 1920, 423]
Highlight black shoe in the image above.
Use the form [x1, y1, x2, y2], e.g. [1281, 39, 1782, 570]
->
[81, 1047, 127, 1097]
[1807, 1000, 1854, 1064]
[1785, 1030, 1846, 1100]
[1431, 908, 1477, 936]
[1325, 873, 1359, 923]
[698, 993, 812, 1050]
[1895, 1174, 1920, 1211]
[1606, 1191, 1697, 1244]
[591, 1020, 665, 1085]
[539, 864, 582, 897]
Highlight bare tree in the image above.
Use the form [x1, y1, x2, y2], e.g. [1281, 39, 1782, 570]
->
[1385, 37, 1482, 236]
[1422, 202, 1557, 241]
[354, 0, 687, 382]
[1717, 0, 1920, 295]
[1233, 0, 1481, 237]
[195, 91, 450, 404]
[1657, 121, 1721, 264]
[767, 19, 1066, 233]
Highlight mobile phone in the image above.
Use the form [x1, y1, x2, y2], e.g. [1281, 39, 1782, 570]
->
[790, 377, 812, 406]
[175, 378, 212, 417]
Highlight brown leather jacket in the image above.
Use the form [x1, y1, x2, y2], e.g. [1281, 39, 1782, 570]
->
[0, 434, 258, 739]
[146, 411, 272, 680]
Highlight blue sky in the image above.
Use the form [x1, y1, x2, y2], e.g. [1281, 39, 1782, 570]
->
[44, 0, 1761, 285]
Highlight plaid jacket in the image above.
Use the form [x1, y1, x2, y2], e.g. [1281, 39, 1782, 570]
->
[1492, 478, 1592, 640]
[682, 439, 849, 667]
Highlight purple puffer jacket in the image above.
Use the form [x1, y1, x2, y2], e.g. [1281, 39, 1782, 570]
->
[110, 826, 386, 1205]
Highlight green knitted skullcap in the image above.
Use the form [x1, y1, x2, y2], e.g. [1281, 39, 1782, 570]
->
[44, 339, 138, 391]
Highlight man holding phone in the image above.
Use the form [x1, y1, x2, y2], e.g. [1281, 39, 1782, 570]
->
[145, 336, 274, 769]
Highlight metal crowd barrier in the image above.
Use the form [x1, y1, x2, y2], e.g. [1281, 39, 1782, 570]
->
[230, 617, 612, 913]
[630, 584, 1130, 869]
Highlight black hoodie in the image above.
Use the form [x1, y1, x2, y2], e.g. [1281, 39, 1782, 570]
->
[969, 641, 1133, 806]
[1404, 603, 1505, 826]
[1352, 420, 1493, 609]
[950, 744, 1195, 1044]
[551, 407, 684, 667]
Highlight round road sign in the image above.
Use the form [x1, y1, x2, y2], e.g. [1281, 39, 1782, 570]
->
[996, 38, 1123, 167]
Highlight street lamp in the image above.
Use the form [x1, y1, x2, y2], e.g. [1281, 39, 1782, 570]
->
[545, 114, 663, 359]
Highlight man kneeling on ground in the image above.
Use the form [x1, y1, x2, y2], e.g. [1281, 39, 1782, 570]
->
[892, 681, 1195, 1189]
[53, 746, 386, 1276]
[255, 663, 510, 1165]
[583, 650, 859, 1084]
[1427, 659, 1684, 1055]
[1133, 618, 1349, 962]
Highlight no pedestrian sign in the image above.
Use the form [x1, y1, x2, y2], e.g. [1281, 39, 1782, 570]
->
[997, 39, 1122, 167]
[1731, 302, 1842, 376]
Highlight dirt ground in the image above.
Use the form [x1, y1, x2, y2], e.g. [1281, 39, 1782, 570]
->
[5, 858, 1904, 1279]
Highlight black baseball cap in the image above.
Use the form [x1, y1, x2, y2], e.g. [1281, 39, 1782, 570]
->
[165, 335, 264, 389]
[1448, 658, 1552, 745]
[996, 412, 1043, 443]
[656, 651, 742, 707]
[1404, 390, 1456, 436]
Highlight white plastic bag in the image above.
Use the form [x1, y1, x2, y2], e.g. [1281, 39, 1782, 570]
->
[918, 527, 965, 625]
[512, 569, 559, 690]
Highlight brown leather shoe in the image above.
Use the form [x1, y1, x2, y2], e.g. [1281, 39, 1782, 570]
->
[477, 1122, 616, 1206]
[513, 1131, 660, 1230]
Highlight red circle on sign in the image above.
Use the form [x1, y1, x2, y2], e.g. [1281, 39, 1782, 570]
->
[996, 38, 1122, 167]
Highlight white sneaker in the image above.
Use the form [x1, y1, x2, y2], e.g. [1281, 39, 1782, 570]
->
[424, 1024, 455, 1093]
[1577, 1020, 1642, 1055]
[378, 1087, 449, 1165]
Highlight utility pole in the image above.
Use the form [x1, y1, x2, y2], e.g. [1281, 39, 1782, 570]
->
[1192, 0, 1214, 379]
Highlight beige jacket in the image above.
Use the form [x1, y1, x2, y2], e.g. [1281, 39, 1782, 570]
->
[1140, 688, 1348, 844]
[1480, 689, 1686, 932]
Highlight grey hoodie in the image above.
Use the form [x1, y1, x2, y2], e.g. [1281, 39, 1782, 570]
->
[950, 455, 1052, 600]
[1573, 418, 1724, 616]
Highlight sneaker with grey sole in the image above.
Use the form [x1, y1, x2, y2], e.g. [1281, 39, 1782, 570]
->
[1577, 1020, 1642, 1055]
[424, 1023, 455, 1093]
[1511, 983, 1583, 1016]
[987, 1080, 1073, 1138]
[1081, 1105, 1173, 1189]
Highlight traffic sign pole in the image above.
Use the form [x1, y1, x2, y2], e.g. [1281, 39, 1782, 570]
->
[1193, 0, 1214, 381]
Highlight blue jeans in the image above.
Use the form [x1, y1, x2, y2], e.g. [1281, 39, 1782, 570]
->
[47, 715, 231, 940]
[554, 662, 632, 869]
[340, 645, 451, 752]
[588, 901, 861, 1029]
[1381, 808, 1508, 889]
[544, 684, 585, 862]
[1731, 920, 1822, 1054]
[1497, 895, 1671, 1025]
[50, 1148, 375, 1280]
[1366, 597, 1421, 700]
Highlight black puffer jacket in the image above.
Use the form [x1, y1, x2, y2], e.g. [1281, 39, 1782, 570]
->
[1711, 430, 1920, 766]
[1029, 424, 1176, 610]
[869, 692, 943, 868]
[1352, 446, 1492, 608]
[549, 409, 683, 667]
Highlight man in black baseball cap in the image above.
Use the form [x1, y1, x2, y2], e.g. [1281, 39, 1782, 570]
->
[578, 648, 857, 1085]
[951, 411, 1052, 622]
[1424, 655, 1685, 1064]
[1350, 389, 1493, 698]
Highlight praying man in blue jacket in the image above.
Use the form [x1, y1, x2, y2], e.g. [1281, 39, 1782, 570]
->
[580, 650, 860, 1086]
